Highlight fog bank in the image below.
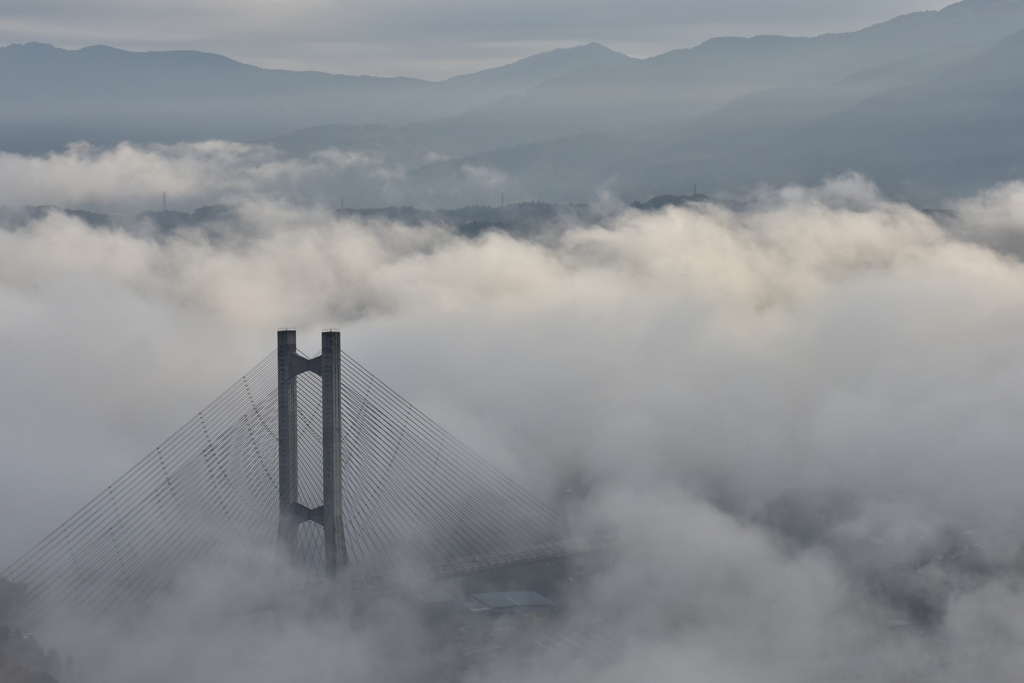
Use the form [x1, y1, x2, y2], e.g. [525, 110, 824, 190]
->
[4, 171, 1024, 680]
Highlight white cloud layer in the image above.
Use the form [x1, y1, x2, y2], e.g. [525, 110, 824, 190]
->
[0, 142, 519, 211]
[5, 151, 1024, 679]
[0, 142, 393, 211]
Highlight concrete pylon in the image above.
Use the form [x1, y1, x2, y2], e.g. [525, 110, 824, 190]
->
[321, 331, 346, 576]
[277, 329, 347, 576]
[277, 330, 300, 559]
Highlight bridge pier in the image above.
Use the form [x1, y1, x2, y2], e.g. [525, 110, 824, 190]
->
[277, 329, 347, 576]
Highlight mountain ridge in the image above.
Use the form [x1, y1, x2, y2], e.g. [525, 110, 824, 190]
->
[4, 0, 1024, 207]
[0, 39, 635, 87]
[0, 40, 637, 153]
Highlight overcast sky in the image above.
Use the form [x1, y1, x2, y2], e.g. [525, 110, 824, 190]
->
[1, 0, 955, 79]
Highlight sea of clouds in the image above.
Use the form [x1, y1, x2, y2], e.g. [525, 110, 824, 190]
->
[0, 141, 511, 211]
[4, 142, 1024, 681]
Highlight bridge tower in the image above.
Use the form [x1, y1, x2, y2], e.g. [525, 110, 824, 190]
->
[277, 329, 347, 576]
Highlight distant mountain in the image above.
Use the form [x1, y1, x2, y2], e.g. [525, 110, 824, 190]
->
[5, 0, 1024, 206]
[9, 0, 1024, 159]
[358, 0, 1024, 206]
[270, 0, 1024, 189]
[443, 42, 636, 90]
[604, 25, 1024, 204]
[0, 41, 634, 154]
[445, 0, 1024, 141]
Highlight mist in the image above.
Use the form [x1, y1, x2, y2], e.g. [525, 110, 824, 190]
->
[3, 133, 1024, 680]
[0, 0, 949, 78]
[7, 0, 1024, 208]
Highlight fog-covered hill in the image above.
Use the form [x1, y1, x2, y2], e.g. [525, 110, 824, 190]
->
[608, 25, 1024, 204]
[266, 0, 1024, 206]
[3, 0, 1024, 205]
[334, 0, 1024, 206]
[0, 41, 634, 154]
[299, 0, 1024, 158]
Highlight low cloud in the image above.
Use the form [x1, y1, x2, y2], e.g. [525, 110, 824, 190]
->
[0, 141, 398, 212]
[0, 141, 531, 211]
[4, 165, 1024, 680]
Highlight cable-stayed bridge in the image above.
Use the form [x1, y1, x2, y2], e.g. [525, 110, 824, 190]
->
[4, 331, 571, 618]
